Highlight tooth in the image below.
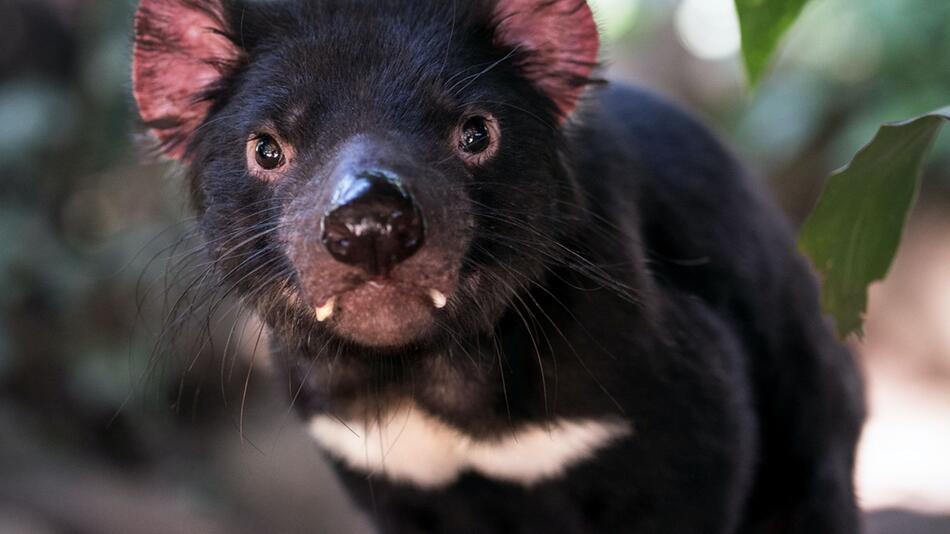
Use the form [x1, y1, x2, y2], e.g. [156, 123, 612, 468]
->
[316, 297, 336, 322]
[429, 289, 447, 309]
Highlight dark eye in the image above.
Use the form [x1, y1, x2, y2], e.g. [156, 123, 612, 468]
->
[459, 116, 491, 155]
[255, 134, 284, 170]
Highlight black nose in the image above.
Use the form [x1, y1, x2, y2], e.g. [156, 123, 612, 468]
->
[321, 172, 425, 277]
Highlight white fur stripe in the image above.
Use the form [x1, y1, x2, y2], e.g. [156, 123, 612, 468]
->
[308, 404, 631, 488]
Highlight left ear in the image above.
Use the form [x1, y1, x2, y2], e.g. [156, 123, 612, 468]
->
[132, 0, 242, 159]
[493, 0, 600, 120]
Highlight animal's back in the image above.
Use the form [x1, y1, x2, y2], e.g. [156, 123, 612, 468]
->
[576, 84, 865, 532]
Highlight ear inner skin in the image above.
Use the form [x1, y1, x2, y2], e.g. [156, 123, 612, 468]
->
[493, 0, 600, 119]
[133, 0, 240, 158]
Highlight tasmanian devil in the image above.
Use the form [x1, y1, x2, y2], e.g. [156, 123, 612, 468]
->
[131, 0, 865, 532]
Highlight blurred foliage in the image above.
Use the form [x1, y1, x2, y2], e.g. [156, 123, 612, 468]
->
[730, 0, 950, 337]
[731, 0, 950, 170]
[589, 0, 641, 41]
[0, 0, 202, 446]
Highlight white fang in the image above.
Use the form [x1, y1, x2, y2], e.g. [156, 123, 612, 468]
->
[315, 297, 336, 322]
[429, 289, 448, 309]
[308, 403, 631, 488]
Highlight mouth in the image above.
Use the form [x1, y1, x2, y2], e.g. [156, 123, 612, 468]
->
[314, 283, 448, 323]
[307, 279, 453, 348]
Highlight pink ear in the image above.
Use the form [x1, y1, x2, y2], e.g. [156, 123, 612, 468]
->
[494, 0, 600, 120]
[132, 0, 240, 158]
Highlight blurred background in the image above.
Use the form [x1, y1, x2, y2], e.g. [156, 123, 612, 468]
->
[0, 0, 948, 532]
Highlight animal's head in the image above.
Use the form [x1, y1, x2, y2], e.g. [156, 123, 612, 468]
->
[132, 0, 599, 359]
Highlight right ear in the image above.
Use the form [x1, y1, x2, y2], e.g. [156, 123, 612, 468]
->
[132, 0, 241, 159]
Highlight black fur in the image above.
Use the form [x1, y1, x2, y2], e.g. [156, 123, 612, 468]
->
[135, 1, 865, 532]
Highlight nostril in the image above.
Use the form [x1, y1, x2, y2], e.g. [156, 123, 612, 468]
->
[324, 233, 351, 257]
[321, 172, 425, 276]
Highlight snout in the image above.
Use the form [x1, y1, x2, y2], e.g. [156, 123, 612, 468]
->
[321, 171, 425, 278]
[283, 134, 471, 348]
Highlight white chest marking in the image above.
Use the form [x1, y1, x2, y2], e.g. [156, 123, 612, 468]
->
[308, 404, 631, 489]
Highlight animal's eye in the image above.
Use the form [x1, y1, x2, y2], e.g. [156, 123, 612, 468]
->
[459, 116, 492, 155]
[254, 134, 285, 170]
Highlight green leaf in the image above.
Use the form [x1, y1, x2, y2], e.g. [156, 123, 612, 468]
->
[735, 0, 811, 87]
[799, 108, 950, 338]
